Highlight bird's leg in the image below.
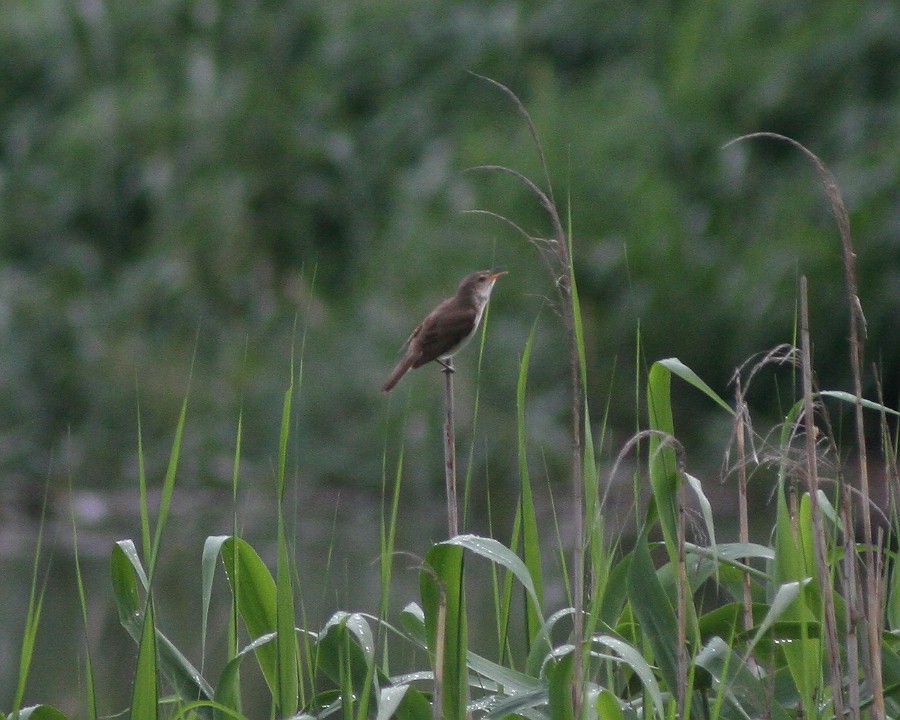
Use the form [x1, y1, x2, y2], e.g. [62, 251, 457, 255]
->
[439, 357, 455, 374]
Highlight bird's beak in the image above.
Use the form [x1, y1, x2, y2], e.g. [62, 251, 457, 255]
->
[488, 270, 508, 282]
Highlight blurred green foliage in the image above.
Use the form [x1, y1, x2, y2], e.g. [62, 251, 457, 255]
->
[1, 0, 898, 500]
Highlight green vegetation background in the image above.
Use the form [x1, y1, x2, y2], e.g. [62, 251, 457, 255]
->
[2, 0, 898, 497]
[0, 0, 898, 710]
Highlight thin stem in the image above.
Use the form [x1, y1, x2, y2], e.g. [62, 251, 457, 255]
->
[676, 474, 688, 720]
[443, 359, 458, 538]
[799, 275, 845, 719]
[734, 378, 753, 632]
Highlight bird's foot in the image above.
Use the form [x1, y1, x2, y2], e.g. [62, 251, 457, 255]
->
[439, 358, 455, 374]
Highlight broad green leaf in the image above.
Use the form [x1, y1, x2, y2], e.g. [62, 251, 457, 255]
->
[745, 580, 811, 657]
[110, 541, 145, 637]
[687, 541, 774, 563]
[527, 607, 575, 678]
[466, 652, 540, 694]
[316, 612, 383, 699]
[376, 686, 411, 720]
[546, 649, 575, 720]
[377, 685, 431, 720]
[696, 637, 791, 720]
[111, 543, 214, 709]
[590, 634, 665, 719]
[399, 603, 427, 647]
[220, 537, 278, 693]
[684, 474, 717, 562]
[167, 700, 248, 720]
[202, 535, 230, 664]
[7, 707, 70, 720]
[773, 470, 806, 589]
[888, 550, 900, 631]
[421, 543, 467, 720]
[698, 603, 755, 641]
[626, 533, 679, 695]
[599, 554, 631, 629]
[443, 535, 542, 623]
[482, 685, 550, 719]
[819, 390, 900, 417]
[657, 358, 734, 415]
[317, 611, 375, 689]
[214, 632, 276, 715]
[594, 689, 624, 720]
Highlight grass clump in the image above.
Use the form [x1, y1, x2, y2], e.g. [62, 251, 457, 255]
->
[7, 84, 900, 720]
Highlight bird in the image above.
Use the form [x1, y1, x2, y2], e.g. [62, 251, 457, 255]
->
[381, 270, 507, 392]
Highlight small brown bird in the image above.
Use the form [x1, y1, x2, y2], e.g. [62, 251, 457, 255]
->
[382, 270, 507, 392]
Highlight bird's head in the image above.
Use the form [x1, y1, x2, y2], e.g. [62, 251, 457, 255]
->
[459, 269, 507, 304]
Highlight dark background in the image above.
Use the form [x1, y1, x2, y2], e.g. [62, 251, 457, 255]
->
[1, 0, 898, 713]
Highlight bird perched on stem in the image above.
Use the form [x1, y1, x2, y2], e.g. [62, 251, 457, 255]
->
[381, 270, 507, 392]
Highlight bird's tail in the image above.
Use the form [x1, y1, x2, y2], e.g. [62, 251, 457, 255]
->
[381, 353, 417, 392]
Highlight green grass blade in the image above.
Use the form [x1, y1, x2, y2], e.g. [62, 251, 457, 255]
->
[567, 218, 588, 393]
[647, 362, 679, 556]
[380, 438, 404, 618]
[515, 320, 545, 648]
[147, 392, 189, 583]
[275, 533, 299, 717]
[819, 390, 900, 416]
[648, 359, 733, 561]
[626, 532, 679, 700]
[276, 381, 292, 504]
[11, 483, 51, 716]
[465, 651, 541, 692]
[774, 485, 822, 710]
[136, 401, 151, 567]
[131, 598, 160, 720]
[69, 484, 98, 720]
[227, 409, 244, 715]
[275, 374, 299, 717]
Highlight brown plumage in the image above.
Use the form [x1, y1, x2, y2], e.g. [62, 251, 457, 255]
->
[381, 270, 506, 392]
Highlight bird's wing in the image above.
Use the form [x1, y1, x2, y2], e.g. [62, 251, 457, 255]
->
[399, 321, 423, 352]
[412, 304, 478, 368]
